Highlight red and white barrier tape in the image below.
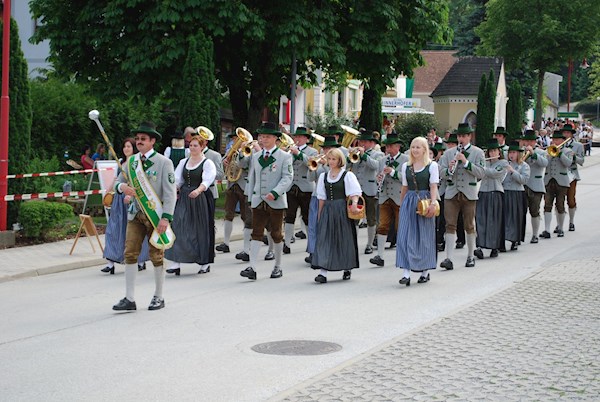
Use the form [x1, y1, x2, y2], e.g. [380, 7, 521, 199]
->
[4, 189, 105, 202]
[7, 167, 115, 179]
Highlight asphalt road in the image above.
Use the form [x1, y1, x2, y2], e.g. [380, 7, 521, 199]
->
[1, 157, 599, 401]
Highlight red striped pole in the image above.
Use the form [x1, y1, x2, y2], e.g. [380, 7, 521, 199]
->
[4, 189, 105, 202]
[0, 0, 12, 230]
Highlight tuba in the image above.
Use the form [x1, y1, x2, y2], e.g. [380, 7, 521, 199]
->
[225, 127, 253, 182]
[311, 132, 325, 152]
[340, 124, 360, 148]
[195, 125, 215, 141]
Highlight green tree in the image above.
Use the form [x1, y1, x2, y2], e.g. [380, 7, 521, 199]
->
[1, 18, 32, 225]
[451, 0, 488, 56]
[476, 0, 600, 129]
[395, 113, 439, 147]
[506, 80, 524, 136]
[30, 0, 450, 133]
[475, 70, 495, 145]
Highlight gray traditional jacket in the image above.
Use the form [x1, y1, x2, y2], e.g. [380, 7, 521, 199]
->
[525, 148, 548, 193]
[290, 145, 318, 193]
[440, 143, 486, 200]
[204, 148, 225, 199]
[350, 148, 385, 197]
[503, 161, 530, 191]
[247, 147, 293, 209]
[378, 152, 408, 205]
[544, 147, 574, 188]
[565, 140, 585, 181]
[479, 159, 508, 193]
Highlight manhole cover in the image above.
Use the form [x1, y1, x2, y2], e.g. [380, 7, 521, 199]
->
[251, 340, 342, 356]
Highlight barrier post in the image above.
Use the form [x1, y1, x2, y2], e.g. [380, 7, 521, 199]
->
[0, 0, 12, 231]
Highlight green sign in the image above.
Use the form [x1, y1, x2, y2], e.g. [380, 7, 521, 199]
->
[558, 112, 579, 118]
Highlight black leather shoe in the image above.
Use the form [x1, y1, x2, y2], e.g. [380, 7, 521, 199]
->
[465, 256, 475, 267]
[216, 243, 230, 253]
[314, 274, 327, 283]
[490, 249, 499, 258]
[510, 242, 518, 251]
[358, 222, 367, 228]
[270, 266, 283, 278]
[455, 241, 465, 249]
[436, 242, 445, 252]
[166, 268, 181, 276]
[295, 230, 306, 239]
[554, 226, 559, 234]
[235, 251, 250, 262]
[113, 298, 136, 311]
[101, 266, 115, 274]
[557, 229, 564, 237]
[264, 251, 275, 260]
[283, 244, 291, 254]
[417, 273, 430, 283]
[364, 245, 374, 254]
[148, 296, 164, 311]
[262, 235, 269, 245]
[399, 277, 411, 286]
[343, 270, 351, 280]
[569, 223, 575, 232]
[137, 262, 146, 271]
[240, 267, 257, 280]
[290, 237, 295, 244]
[530, 236, 538, 244]
[370, 255, 385, 266]
[540, 231, 551, 239]
[440, 258, 454, 270]
[373, 237, 378, 247]
[197, 265, 210, 274]
[304, 254, 312, 264]
[474, 248, 484, 260]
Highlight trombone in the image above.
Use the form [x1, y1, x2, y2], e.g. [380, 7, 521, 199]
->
[547, 138, 572, 157]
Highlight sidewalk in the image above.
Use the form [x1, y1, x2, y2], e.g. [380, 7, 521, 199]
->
[0, 217, 276, 283]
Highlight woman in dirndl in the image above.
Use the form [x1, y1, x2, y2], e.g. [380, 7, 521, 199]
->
[502, 141, 530, 251]
[312, 148, 362, 283]
[165, 131, 216, 275]
[474, 139, 509, 260]
[396, 136, 439, 287]
[102, 138, 149, 274]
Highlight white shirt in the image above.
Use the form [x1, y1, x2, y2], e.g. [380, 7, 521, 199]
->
[174, 157, 216, 190]
[401, 162, 440, 186]
[316, 168, 362, 200]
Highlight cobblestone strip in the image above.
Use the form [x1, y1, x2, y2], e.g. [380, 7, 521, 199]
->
[279, 261, 600, 401]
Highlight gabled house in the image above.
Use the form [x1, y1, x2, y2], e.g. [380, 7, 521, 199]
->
[430, 57, 507, 132]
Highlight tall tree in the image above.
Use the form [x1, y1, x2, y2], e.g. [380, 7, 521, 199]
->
[476, 0, 600, 129]
[506, 80, 524, 136]
[451, 0, 488, 56]
[30, 1, 450, 133]
[0, 18, 32, 224]
[475, 72, 495, 145]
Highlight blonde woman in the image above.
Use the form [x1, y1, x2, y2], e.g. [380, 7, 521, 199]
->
[312, 148, 362, 283]
[396, 137, 439, 286]
[165, 132, 216, 275]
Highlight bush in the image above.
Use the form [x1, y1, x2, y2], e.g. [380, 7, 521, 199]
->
[19, 201, 74, 238]
[394, 113, 439, 147]
[574, 99, 599, 118]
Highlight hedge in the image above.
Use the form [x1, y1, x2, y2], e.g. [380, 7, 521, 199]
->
[19, 201, 74, 238]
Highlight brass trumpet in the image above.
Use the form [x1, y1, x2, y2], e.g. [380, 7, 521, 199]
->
[547, 138, 572, 157]
[279, 133, 295, 151]
[348, 148, 361, 163]
[308, 154, 327, 171]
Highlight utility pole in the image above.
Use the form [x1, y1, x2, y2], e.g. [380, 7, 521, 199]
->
[0, 0, 12, 231]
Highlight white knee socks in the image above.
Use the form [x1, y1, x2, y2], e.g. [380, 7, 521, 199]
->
[125, 264, 137, 302]
[531, 216, 540, 236]
[544, 212, 552, 233]
[154, 265, 165, 299]
[223, 220, 233, 245]
[445, 233, 456, 261]
[243, 228, 251, 252]
[557, 212, 566, 231]
[367, 225, 376, 247]
[249, 240, 262, 269]
[284, 223, 294, 246]
[273, 242, 283, 266]
[568, 207, 576, 225]
[377, 234, 387, 257]
[466, 233, 476, 257]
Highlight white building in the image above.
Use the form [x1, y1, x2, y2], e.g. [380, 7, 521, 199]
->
[8, 1, 51, 76]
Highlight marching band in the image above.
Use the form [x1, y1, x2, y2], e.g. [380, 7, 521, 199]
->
[106, 117, 587, 311]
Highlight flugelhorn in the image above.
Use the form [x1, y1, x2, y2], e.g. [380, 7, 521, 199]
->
[348, 148, 361, 163]
[308, 154, 326, 171]
[279, 133, 295, 150]
[242, 140, 259, 157]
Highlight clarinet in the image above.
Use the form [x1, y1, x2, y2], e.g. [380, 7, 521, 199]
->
[377, 155, 392, 193]
[448, 143, 464, 176]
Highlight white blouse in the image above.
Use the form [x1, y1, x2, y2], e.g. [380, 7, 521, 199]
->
[316, 168, 362, 200]
[174, 157, 217, 189]
[401, 161, 440, 186]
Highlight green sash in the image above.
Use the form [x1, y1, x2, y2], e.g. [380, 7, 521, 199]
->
[127, 153, 176, 250]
